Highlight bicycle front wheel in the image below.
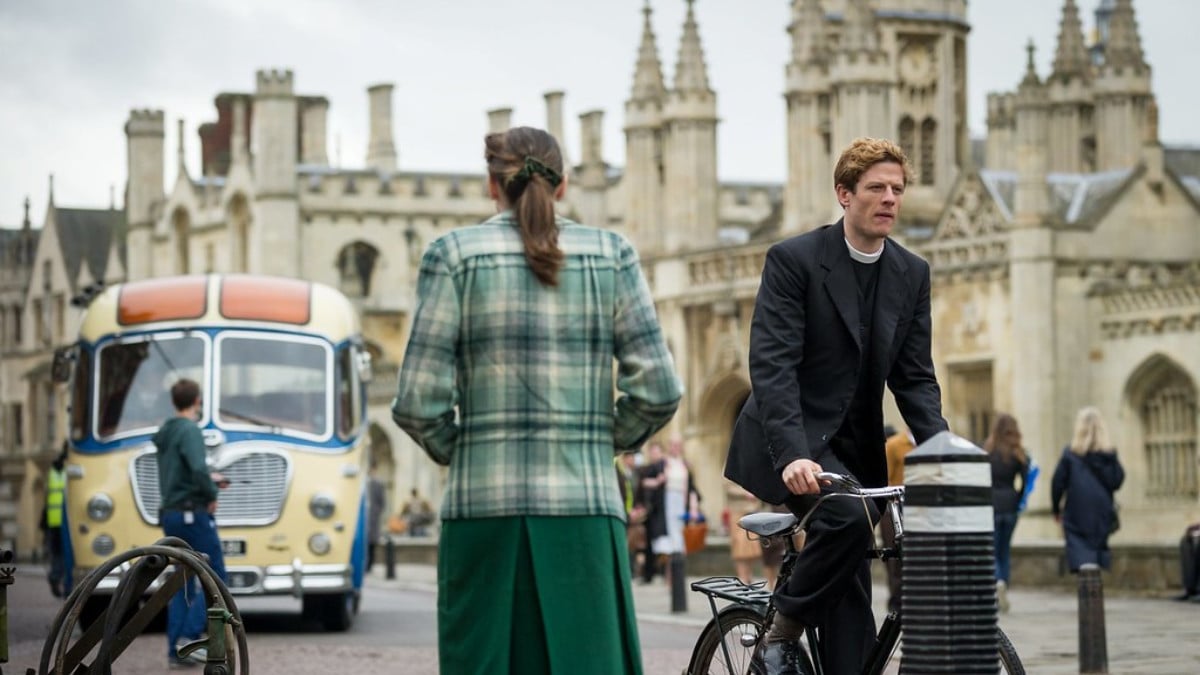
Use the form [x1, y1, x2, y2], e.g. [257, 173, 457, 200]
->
[687, 606, 765, 675]
[998, 627, 1025, 674]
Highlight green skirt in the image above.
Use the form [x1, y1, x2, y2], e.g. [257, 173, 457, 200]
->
[437, 515, 643, 675]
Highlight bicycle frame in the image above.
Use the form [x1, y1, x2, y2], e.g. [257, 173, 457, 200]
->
[690, 473, 906, 675]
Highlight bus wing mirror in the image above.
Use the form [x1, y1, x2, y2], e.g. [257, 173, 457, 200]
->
[355, 350, 374, 383]
[51, 346, 74, 383]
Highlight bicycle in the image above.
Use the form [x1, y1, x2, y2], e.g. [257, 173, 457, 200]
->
[686, 472, 1024, 674]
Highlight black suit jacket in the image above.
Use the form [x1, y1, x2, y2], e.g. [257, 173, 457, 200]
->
[725, 221, 948, 504]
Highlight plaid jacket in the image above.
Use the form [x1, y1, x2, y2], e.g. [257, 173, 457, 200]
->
[392, 212, 681, 520]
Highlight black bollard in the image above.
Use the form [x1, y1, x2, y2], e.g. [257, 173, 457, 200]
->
[901, 431, 999, 674]
[669, 553, 687, 613]
[1078, 563, 1108, 674]
[385, 537, 397, 581]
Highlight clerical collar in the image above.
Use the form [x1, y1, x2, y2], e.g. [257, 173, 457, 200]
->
[845, 238, 884, 264]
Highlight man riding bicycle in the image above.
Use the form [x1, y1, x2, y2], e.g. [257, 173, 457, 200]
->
[725, 137, 948, 675]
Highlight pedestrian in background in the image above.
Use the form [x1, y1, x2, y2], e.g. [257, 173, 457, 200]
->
[1173, 522, 1200, 601]
[400, 488, 434, 537]
[154, 378, 228, 669]
[659, 435, 702, 570]
[636, 441, 667, 583]
[616, 452, 647, 576]
[365, 461, 387, 571]
[984, 413, 1029, 612]
[391, 126, 681, 675]
[1051, 406, 1125, 573]
[881, 424, 915, 613]
[42, 443, 68, 598]
[727, 482, 763, 584]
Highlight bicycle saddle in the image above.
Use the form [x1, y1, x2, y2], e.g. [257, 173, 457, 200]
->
[738, 511, 797, 538]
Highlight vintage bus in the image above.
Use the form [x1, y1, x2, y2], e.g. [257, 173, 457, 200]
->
[58, 274, 372, 631]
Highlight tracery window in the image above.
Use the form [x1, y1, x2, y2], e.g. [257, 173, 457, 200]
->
[1141, 368, 1198, 499]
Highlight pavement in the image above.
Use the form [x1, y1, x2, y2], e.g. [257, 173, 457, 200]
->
[371, 561, 1200, 674]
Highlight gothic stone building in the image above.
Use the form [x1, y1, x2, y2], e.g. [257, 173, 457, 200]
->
[2, 0, 1198, 556]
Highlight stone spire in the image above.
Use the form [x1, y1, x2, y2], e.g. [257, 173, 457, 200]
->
[630, 0, 666, 101]
[789, 0, 827, 65]
[672, 0, 711, 93]
[841, 0, 880, 53]
[1021, 39, 1042, 90]
[1050, 0, 1091, 81]
[176, 118, 188, 178]
[22, 195, 30, 231]
[1103, 0, 1147, 71]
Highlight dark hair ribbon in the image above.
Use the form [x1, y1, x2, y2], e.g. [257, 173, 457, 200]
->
[507, 156, 563, 191]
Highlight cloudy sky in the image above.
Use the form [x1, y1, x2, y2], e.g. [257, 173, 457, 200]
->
[1, 0, 1195, 227]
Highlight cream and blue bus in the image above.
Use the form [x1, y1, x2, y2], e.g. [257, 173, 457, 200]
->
[59, 274, 372, 631]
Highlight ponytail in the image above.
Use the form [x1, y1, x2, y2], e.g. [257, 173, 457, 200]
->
[485, 128, 566, 286]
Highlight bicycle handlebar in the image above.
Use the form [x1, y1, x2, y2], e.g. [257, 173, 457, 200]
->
[815, 471, 905, 499]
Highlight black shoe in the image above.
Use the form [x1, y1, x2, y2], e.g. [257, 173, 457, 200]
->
[753, 638, 815, 675]
[1171, 591, 1197, 602]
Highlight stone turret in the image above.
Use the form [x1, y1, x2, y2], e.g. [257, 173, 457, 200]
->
[783, 0, 831, 232]
[487, 107, 512, 134]
[124, 108, 165, 280]
[623, 0, 667, 253]
[985, 93, 1017, 170]
[1045, 0, 1093, 172]
[366, 84, 397, 172]
[828, 0, 892, 202]
[574, 109, 608, 228]
[543, 91, 569, 169]
[1013, 42, 1050, 227]
[252, 69, 300, 277]
[1094, 0, 1152, 170]
[300, 97, 330, 166]
[661, 0, 718, 253]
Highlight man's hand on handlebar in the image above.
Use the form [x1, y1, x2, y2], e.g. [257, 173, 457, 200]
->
[782, 458, 825, 495]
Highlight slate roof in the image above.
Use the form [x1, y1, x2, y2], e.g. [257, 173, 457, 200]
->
[53, 208, 125, 292]
[1165, 145, 1200, 203]
[977, 168, 1137, 227]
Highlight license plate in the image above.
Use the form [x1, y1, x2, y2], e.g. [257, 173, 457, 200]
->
[221, 539, 246, 557]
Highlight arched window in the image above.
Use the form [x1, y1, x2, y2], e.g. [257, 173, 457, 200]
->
[335, 241, 381, 298]
[898, 116, 916, 164]
[172, 208, 190, 274]
[920, 118, 937, 186]
[1131, 357, 1198, 499]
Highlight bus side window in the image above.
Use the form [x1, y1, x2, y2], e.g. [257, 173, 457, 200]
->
[70, 348, 90, 441]
[336, 346, 360, 440]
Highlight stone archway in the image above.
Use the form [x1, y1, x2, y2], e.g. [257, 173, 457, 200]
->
[692, 372, 751, 527]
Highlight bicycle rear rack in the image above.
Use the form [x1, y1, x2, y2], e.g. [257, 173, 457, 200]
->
[690, 576, 772, 609]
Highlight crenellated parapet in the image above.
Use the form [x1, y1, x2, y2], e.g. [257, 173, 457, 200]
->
[125, 109, 165, 137]
[255, 69, 294, 97]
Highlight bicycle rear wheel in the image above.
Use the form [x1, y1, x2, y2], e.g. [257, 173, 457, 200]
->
[687, 606, 764, 675]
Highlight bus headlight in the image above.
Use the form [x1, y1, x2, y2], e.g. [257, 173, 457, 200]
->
[309, 494, 335, 520]
[308, 533, 332, 556]
[87, 494, 114, 522]
[93, 534, 115, 556]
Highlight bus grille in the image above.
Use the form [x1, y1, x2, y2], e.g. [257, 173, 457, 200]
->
[132, 451, 290, 526]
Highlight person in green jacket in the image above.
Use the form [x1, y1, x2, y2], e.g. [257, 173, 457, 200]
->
[154, 378, 228, 669]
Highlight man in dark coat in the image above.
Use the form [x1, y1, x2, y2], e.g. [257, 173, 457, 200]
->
[725, 138, 948, 675]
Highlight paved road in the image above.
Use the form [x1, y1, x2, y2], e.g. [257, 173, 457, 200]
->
[5, 561, 1199, 673]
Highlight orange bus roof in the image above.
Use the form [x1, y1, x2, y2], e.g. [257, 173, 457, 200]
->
[219, 275, 312, 325]
[118, 276, 208, 325]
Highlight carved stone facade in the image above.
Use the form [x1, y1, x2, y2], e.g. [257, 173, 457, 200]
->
[2, 1, 1197, 554]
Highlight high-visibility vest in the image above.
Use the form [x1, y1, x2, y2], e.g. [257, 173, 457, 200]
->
[46, 466, 65, 529]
